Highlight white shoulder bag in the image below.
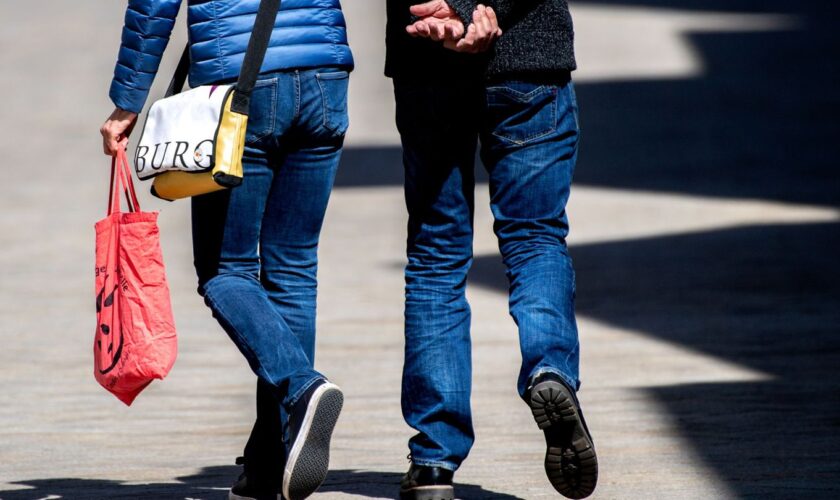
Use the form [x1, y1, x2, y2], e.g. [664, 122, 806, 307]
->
[134, 0, 281, 200]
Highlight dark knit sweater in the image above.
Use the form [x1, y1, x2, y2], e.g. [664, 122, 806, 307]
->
[385, 0, 576, 81]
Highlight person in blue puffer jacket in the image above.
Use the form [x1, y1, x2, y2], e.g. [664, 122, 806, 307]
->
[100, 2, 353, 499]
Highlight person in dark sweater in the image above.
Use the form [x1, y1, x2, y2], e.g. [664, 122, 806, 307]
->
[387, 0, 576, 80]
[388, 1, 598, 499]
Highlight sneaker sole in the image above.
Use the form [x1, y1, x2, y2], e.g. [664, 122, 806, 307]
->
[530, 380, 598, 499]
[399, 485, 455, 500]
[283, 382, 344, 500]
[228, 492, 282, 500]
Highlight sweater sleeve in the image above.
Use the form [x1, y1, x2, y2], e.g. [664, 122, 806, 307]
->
[445, 0, 478, 27]
[109, 0, 183, 114]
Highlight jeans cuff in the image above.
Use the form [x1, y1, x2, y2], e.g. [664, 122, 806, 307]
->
[410, 458, 459, 472]
[529, 367, 579, 392]
[286, 374, 324, 408]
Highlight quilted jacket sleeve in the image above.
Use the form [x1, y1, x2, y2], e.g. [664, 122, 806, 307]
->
[109, 0, 183, 114]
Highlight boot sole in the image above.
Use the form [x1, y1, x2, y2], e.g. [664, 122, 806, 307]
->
[399, 485, 455, 500]
[530, 380, 598, 499]
[283, 383, 344, 500]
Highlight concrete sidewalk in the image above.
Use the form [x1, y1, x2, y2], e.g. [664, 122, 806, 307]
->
[1, 1, 838, 499]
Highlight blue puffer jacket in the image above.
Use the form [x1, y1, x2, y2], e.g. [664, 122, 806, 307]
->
[110, 0, 354, 114]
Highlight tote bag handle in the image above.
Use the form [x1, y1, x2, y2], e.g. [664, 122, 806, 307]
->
[108, 147, 141, 215]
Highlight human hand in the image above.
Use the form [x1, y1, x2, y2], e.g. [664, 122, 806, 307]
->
[452, 5, 502, 53]
[100, 108, 138, 156]
[406, 0, 465, 42]
[406, 2, 502, 54]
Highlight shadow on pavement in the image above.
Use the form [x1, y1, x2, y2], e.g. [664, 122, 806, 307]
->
[321, 470, 523, 499]
[0, 467, 522, 499]
[571, 0, 840, 207]
[470, 221, 840, 498]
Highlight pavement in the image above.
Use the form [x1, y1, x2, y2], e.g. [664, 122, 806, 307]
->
[1, 1, 839, 499]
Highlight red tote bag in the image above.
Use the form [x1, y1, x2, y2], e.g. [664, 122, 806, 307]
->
[94, 147, 177, 405]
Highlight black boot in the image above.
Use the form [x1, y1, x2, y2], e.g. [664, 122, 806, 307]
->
[399, 462, 455, 500]
[282, 379, 344, 500]
[528, 372, 598, 499]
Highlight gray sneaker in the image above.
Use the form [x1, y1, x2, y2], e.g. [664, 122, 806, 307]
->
[282, 379, 344, 500]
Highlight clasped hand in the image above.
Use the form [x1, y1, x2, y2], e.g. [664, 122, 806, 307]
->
[406, 1, 502, 53]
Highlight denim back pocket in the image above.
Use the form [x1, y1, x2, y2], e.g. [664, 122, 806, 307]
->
[316, 70, 350, 136]
[485, 83, 557, 145]
[245, 77, 277, 143]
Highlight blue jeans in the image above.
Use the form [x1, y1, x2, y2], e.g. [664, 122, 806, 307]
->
[192, 68, 349, 474]
[394, 76, 581, 471]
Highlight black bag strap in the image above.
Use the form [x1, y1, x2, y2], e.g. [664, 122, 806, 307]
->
[165, 0, 281, 114]
[165, 45, 191, 97]
[231, 0, 281, 113]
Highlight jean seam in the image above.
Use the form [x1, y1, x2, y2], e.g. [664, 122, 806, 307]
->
[410, 458, 458, 471]
[487, 86, 558, 145]
[293, 70, 301, 121]
[568, 81, 580, 130]
[486, 84, 550, 101]
[530, 366, 577, 392]
[248, 78, 277, 142]
[492, 127, 556, 146]
[203, 288, 263, 377]
[316, 74, 330, 130]
[287, 375, 322, 407]
[315, 72, 349, 135]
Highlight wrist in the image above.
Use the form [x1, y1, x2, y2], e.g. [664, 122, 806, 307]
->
[444, 0, 476, 25]
[111, 108, 138, 121]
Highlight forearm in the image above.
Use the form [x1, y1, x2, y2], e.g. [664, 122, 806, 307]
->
[109, 0, 182, 113]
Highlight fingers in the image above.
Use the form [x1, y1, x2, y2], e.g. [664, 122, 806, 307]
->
[431, 20, 446, 41]
[486, 5, 502, 36]
[102, 129, 129, 156]
[409, 0, 444, 18]
[445, 20, 465, 40]
[479, 5, 493, 37]
[473, 7, 489, 51]
[102, 135, 118, 156]
[406, 20, 429, 37]
[449, 5, 499, 53]
[101, 128, 121, 156]
[453, 24, 478, 52]
[100, 125, 108, 155]
[408, 19, 464, 41]
[406, 19, 442, 40]
[100, 109, 138, 156]
[410, 2, 500, 53]
[418, 21, 431, 37]
[477, 5, 500, 52]
[101, 123, 116, 156]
